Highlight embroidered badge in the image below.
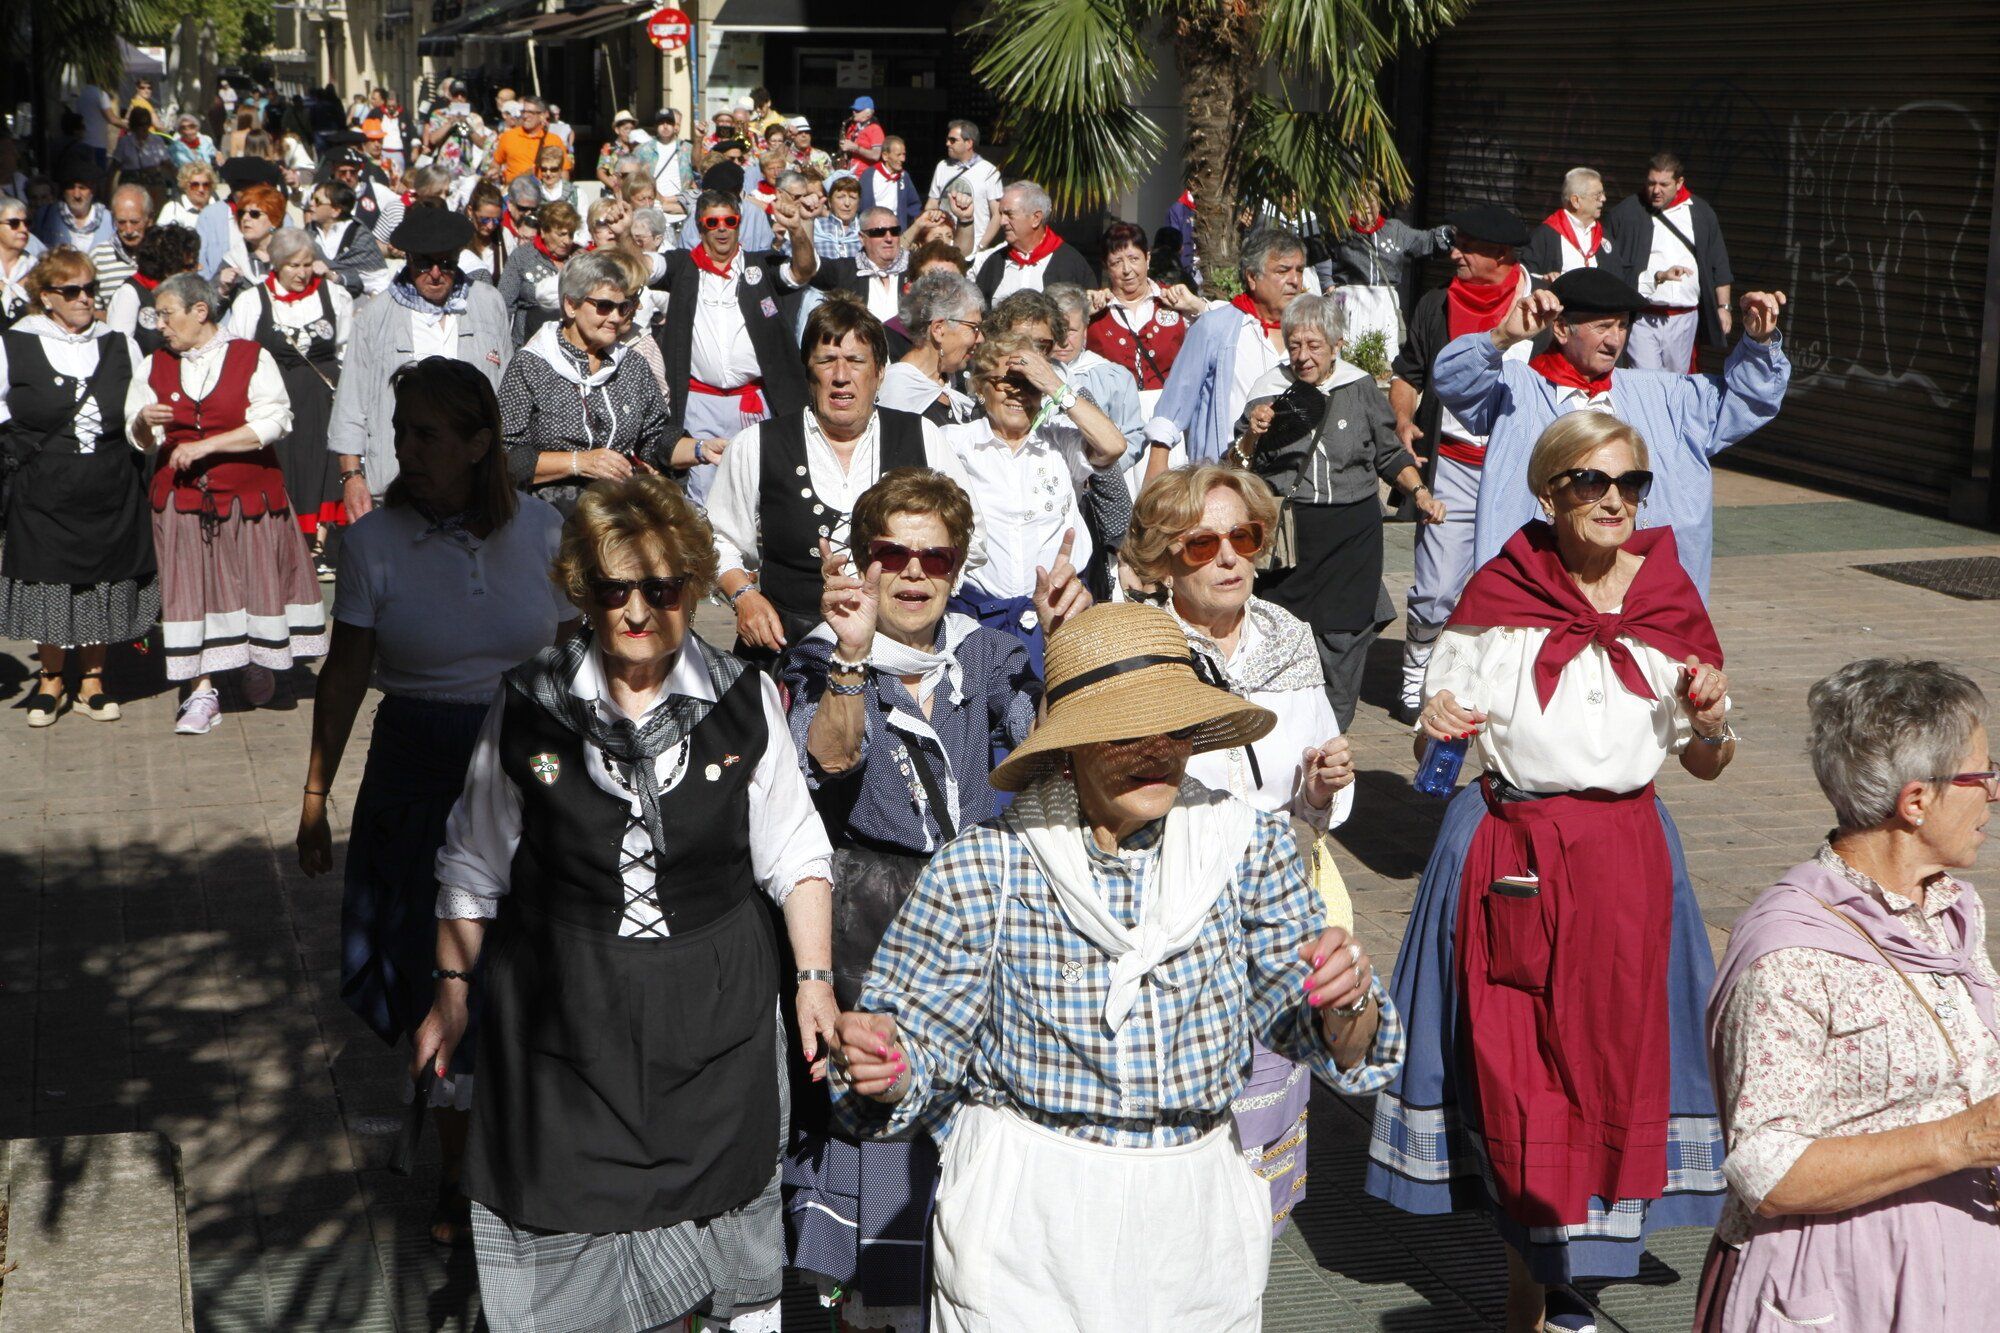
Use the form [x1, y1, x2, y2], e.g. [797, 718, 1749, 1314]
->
[1156, 309, 1181, 327]
[705, 762, 723, 781]
[528, 753, 561, 785]
[759, 296, 779, 319]
[721, 754, 741, 767]
[743, 265, 765, 288]
[137, 306, 159, 329]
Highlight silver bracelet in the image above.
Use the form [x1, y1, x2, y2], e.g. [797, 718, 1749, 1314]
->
[1694, 722, 1739, 746]
[796, 968, 836, 986]
[829, 650, 869, 673]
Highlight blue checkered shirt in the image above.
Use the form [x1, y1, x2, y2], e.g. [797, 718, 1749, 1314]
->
[840, 807, 1405, 1147]
[812, 214, 863, 261]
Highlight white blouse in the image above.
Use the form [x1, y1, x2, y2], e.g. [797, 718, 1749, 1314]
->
[1423, 619, 1719, 794]
[123, 333, 294, 451]
[941, 418, 1098, 601]
[224, 279, 355, 360]
[434, 642, 834, 937]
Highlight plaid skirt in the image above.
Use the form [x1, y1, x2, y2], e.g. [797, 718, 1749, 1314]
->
[470, 1013, 790, 1332]
[153, 498, 328, 680]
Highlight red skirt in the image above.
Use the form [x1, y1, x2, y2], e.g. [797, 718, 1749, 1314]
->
[1454, 778, 1673, 1227]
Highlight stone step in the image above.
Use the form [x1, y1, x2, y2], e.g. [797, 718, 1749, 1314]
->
[1, 1133, 193, 1332]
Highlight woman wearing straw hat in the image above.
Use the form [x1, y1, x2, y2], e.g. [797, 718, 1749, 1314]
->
[831, 600, 1406, 1332]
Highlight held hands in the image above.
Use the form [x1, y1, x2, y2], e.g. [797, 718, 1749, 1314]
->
[1086, 287, 1112, 314]
[1300, 735, 1355, 809]
[1494, 289, 1563, 349]
[819, 536, 879, 658]
[1419, 689, 1486, 743]
[833, 1011, 909, 1102]
[1162, 283, 1206, 317]
[1683, 656, 1729, 735]
[796, 980, 840, 1083]
[1739, 291, 1786, 342]
[1299, 927, 1374, 1038]
[1032, 528, 1092, 634]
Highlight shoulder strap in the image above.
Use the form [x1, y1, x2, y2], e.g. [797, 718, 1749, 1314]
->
[1813, 900, 1961, 1064]
[1648, 205, 1700, 259]
[903, 736, 956, 842]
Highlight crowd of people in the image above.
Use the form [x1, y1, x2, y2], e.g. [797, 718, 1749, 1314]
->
[5, 69, 1998, 1333]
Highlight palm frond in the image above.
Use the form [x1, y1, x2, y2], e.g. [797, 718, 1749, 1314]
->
[972, 0, 1156, 117]
[10, 0, 172, 89]
[994, 103, 1168, 212]
[1240, 92, 1410, 221]
[1256, 0, 1396, 78]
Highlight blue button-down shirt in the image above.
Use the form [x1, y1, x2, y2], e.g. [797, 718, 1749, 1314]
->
[839, 805, 1405, 1147]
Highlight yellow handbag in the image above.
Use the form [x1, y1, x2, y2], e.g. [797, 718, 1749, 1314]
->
[1291, 816, 1354, 932]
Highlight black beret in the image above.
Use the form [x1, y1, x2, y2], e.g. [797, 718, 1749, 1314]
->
[220, 156, 286, 189]
[1551, 268, 1649, 315]
[323, 129, 367, 148]
[1443, 204, 1529, 247]
[389, 207, 474, 255]
[702, 161, 746, 195]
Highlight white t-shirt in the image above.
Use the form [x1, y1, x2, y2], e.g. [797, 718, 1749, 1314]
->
[331, 498, 570, 702]
[75, 86, 115, 150]
[1637, 199, 1701, 307]
[927, 154, 1004, 250]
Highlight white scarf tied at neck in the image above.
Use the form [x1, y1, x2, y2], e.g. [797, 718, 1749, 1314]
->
[863, 611, 977, 708]
[1008, 773, 1258, 1033]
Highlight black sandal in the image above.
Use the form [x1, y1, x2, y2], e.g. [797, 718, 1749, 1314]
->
[76, 669, 120, 722]
[430, 1176, 472, 1247]
[26, 669, 65, 729]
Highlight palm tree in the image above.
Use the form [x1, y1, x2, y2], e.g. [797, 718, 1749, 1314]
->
[973, 0, 1470, 290]
[5, 0, 169, 162]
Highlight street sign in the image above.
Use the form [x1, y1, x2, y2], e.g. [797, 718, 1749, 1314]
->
[645, 6, 691, 50]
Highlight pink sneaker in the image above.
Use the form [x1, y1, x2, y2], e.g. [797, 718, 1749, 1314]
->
[242, 664, 277, 707]
[174, 688, 223, 735]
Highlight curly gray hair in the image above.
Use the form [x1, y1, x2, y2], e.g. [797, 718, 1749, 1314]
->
[1807, 658, 1989, 830]
[1280, 292, 1344, 345]
[1240, 226, 1306, 284]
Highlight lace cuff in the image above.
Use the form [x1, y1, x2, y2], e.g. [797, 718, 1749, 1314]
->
[435, 884, 500, 920]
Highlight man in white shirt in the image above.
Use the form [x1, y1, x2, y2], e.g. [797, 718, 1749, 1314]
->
[926, 120, 1004, 254]
[73, 84, 120, 167]
[1605, 152, 1734, 371]
[975, 182, 1095, 301]
[1523, 167, 1611, 278]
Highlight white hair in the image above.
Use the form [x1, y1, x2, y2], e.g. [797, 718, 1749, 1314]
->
[1005, 181, 1052, 219]
[1808, 659, 1989, 830]
[264, 227, 322, 269]
[1561, 167, 1603, 203]
[1280, 292, 1344, 345]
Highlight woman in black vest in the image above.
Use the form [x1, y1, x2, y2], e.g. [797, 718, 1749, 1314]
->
[226, 227, 354, 578]
[0, 248, 157, 725]
[107, 223, 202, 359]
[411, 475, 837, 1333]
[708, 294, 985, 662]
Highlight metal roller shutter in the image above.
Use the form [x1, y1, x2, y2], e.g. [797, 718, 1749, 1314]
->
[1418, 0, 2000, 518]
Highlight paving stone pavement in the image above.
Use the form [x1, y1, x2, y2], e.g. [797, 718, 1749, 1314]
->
[4, 465, 1999, 1331]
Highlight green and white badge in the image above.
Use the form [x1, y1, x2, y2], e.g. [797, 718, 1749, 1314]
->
[529, 753, 561, 785]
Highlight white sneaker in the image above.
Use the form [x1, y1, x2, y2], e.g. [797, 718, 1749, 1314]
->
[174, 688, 223, 735]
[242, 664, 276, 707]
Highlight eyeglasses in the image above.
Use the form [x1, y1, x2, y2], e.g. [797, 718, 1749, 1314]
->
[1936, 770, 2000, 798]
[48, 282, 99, 301]
[576, 296, 639, 318]
[1555, 468, 1655, 504]
[589, 574, 691, 610]
[944, 318, 983, 334]
[1175, 523, 1266, 567]
[699, 214, 741, 231]
[861, 225, 898, 238]
[866, 540, 960, 578]
[187, 180, 214, 190]
[239, 208, 267, 220]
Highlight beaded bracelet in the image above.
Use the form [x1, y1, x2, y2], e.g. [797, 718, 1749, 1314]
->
[829, 650, 870, 673]
[433, 968, 474, 985]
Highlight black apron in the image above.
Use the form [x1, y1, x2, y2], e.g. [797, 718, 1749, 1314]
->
[254, 283, 342, 526]
[461, 670, 783, 1236]
[1256, 497, 1389, 636]
[1, 330, 154, 587]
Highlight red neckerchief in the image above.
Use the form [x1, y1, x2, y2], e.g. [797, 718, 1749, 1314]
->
[1663, 185, 1692, 209]
[1544, 210, 1602, 260]
[1176, 191, 1193, 210]
[1006, 227, 1063, 268]
[1528, 349, 1613, 398]
[754, 180, 776, 198]
[1229, 293, 1281, 335]
[266, 274, 321, 303]
[131, 272, 161, 291]
[501, 211, 519, 236]
[399, 192, 414, 207]
[874, 162, 901, 183]
[689, 242, 738, 280]
[1450, 522, 1722, 710]
[1349, 214, 1387, 235]
[532, 235, 565, 265]
[1445, 265, 1520, 340]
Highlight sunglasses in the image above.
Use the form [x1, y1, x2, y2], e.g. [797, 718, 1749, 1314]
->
[1937, 770, 2000, 797]
[861, 225, 898, 238]
[866, 540, 960, 578]
[589, 574, 691, 610]
[1105, 723, 1203, 747]
[1555, 468, 1655, 504]
[700, 214, 741, 231]
[0, 218, 25, 229]
[188, 180, 215, 189]
[1175, 523, 1265, 567]
[576, 296, 639, 318]
[408, 256, 457, 275]
[239, 208, 268, 220]
[48, 282, 100, 300]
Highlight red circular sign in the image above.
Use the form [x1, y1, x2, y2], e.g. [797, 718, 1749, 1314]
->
[646, 6, 691, 49]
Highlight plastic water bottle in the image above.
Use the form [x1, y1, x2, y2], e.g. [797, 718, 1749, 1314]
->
[1412, 736, 1469, 798]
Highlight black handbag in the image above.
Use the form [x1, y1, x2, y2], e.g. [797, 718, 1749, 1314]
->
[1246, 380, 1326, 571]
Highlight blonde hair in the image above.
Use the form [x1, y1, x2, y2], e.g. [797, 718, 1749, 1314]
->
[967, 332, 1038, 391]
[552, 475, 720, 607]
[1526, 412, 1652, 498]
[1124, 464, 1282, 584]
[586, 195, 627, 230]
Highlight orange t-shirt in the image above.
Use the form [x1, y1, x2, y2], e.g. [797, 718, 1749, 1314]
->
[493, 126, 571, 182]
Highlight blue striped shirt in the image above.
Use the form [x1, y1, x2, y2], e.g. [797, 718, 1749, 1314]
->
[840, 805, 1405, 1147]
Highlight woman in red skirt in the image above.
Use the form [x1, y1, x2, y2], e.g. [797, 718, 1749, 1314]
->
[127, 271, 327, 734]
[1365, 409, 1736, 1332]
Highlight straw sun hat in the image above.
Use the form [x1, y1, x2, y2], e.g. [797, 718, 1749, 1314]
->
[989, 603, 1275, 792]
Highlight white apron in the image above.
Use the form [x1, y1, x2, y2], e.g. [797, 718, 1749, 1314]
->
[929, 1103, 1271, 1332]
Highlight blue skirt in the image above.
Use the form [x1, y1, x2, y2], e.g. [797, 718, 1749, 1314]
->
[340, 696, 489, 1070]
[784, 1120, 938, 1318]
[1363, 782, 1726, 1283]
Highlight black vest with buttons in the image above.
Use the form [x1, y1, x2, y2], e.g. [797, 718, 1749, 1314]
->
[122, 277, 167, 357]
[755, 407, 927, 633]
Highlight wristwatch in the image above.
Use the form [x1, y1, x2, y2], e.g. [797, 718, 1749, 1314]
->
[338, 467, 366, 485]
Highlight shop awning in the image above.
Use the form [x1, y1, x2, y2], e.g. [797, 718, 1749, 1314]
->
[710, 0, 946, 32]
[418, 0, 541, 52]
